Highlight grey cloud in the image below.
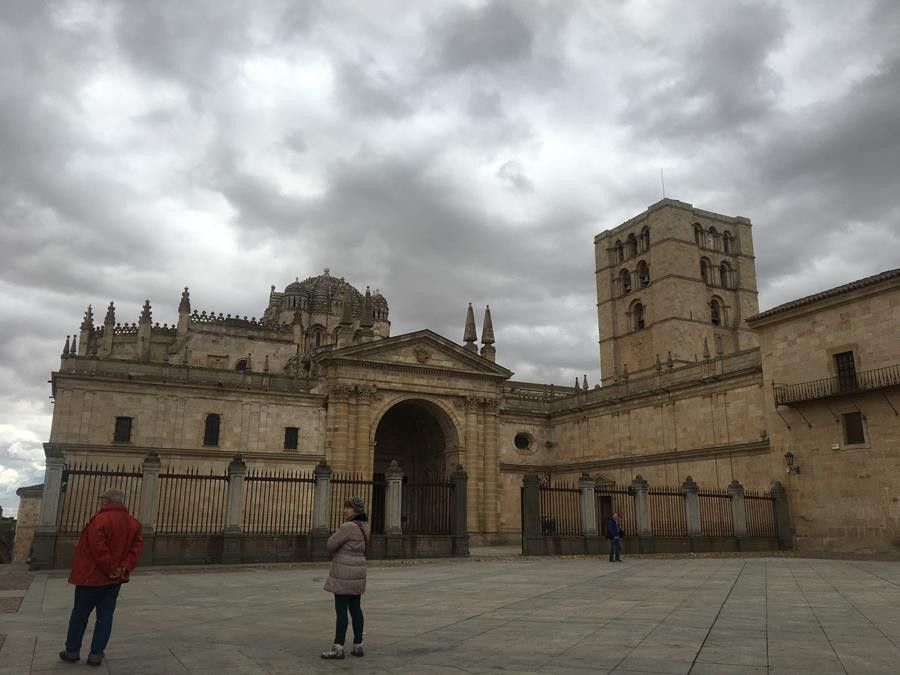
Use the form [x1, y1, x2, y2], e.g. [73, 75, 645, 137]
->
[496, 160, 534, 193]
[334, 58, 414, 119]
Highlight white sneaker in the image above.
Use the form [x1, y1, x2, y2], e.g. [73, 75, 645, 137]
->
[321, 644, 344, 659]
[351, 642, 364, 657]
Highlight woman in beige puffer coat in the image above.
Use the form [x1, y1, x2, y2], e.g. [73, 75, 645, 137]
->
[321, 496, 370, 660]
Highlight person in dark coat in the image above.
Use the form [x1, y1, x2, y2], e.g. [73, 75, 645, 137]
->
[606, 513, 624, 562]
[321, 496, 370, 659]
[60, 488, 143, 666]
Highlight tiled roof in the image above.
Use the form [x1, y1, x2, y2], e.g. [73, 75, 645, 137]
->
[748, 268, 900, 322]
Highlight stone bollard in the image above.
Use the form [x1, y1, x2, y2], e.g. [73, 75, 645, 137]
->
[222, 455, 247, 564]
[138, 452, 161, 565]
[681, 476, 702, 552]
[30, 444, 65, 570]
[578, 472, 600, 555]
[450, 464, 469, 557]
[769, 481, 793, 550]
[727, 479, 748, 545]
[521, 472, 543, 555]
[384, 460, 404, 559]
[311, 460, 332, 561]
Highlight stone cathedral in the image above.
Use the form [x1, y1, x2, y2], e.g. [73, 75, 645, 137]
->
[27, 199, 900, 554]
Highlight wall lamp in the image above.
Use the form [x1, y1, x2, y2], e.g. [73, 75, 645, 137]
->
[784, 450, 801, 475]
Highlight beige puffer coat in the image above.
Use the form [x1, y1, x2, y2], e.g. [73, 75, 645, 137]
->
[324, 519, 370, 595]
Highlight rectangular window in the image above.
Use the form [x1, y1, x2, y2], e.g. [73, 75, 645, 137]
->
[834, 351, 858, 392]
[842, 412, 865, 445]
[203, 413, 221, 446]
[284, 426, 299, 450]
[113, 416, 132, 443]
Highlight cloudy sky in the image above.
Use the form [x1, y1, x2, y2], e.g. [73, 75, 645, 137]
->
[1, 0, 898, 516]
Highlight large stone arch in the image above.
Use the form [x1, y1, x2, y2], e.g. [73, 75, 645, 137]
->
[371, 396, 462, 481]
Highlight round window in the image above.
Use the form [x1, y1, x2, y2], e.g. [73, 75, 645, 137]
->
[514, 432, 533, 452]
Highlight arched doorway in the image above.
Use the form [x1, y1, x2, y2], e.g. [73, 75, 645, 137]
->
[371, 398, 461, 534]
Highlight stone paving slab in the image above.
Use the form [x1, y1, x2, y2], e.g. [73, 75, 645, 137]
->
[1, 556, 900, 673]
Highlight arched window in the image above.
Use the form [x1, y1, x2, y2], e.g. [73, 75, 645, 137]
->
[632, 302, 645, 330]
[640, 226, 650, 252]
[235, 358, 248, 372]
[626, 233, 638, 258]
[700, 258, 711, 285]
[694, 224, 703, 246]
[723, 231, 733, 254]
[719, 262, 731, 289]
[637, 260, 650, 288]
[706, 227, 717, 250]
[314, 330, 322, 348]
[620, 268, 631, 294]
[615, 240, 624, 263]
[710, 299, 722, 326]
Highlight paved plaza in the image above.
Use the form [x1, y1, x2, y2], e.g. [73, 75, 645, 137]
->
[2, 552, 900, 674]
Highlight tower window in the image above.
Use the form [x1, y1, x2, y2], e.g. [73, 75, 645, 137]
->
[620, 268, 631, 294]
[284, 426, 299, 450]
[842, 412, 865, 445]
[710, 299, 722, 326]
[632, 302, 645, 330]
[719, 262, 731, 288]
[615, 240, 624, 263]
[694, 224, 703, 246]
[723, 231, 733, 254]
[637, 261, 650, 288]
[700, 258, 711, 285]
[113, 416, 132, 443]
[626, 233, 638, 258]
[640, 227, 650, 252]
[706, 227, 717, 250]
[314, 331, 322, 348]
[203, 413, 221, 446]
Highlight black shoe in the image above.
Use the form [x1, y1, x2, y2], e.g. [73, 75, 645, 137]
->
[615, 558, 623, 562]
[59, 651, 80, 663]
[86, 653, 104, 666]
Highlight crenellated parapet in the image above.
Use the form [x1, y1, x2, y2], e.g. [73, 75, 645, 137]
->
[190, 309, 290, 333]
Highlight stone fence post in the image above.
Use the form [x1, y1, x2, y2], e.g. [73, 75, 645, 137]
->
[222, 455, 246, 564]
[138, 452, 161, 565]
[384, 460, 404, 559]
[770, 481, 793, 550]
[450, 464, 469, 557]
[727, 479, 748, 541]
[681, 476, 702, 539]
[30, 444, 65, 570]
[311, 460, 332, 561]
[521, 472, 542, 555]
[631, 474, 651, 538]
[578, 472, 600, 554]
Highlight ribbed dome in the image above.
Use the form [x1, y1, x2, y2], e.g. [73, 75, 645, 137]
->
[285, 270, 364, 315]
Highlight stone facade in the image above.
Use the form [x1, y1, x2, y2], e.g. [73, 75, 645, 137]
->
[19, 201, 900, 555]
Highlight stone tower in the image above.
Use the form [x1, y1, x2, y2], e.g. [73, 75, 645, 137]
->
[595, 199, 759, 384]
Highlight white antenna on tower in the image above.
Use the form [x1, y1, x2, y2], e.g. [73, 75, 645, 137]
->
[660, 168, 666, 198]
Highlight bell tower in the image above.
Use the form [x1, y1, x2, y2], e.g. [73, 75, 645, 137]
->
[595, 199, 759, 384]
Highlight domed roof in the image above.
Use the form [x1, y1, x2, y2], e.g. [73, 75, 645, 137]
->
[284, 278, 303, 294]
[284, 269, 365, 314]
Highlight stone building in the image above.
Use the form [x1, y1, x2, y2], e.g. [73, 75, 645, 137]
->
[15, 198, 900, 558]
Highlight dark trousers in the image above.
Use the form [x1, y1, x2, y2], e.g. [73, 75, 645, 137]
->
[65, 584, 121, 656]
[609, 537, 622, 561]
[333, 594, 364, 646]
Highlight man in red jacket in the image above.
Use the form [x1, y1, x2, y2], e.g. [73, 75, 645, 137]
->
[59, 488, 143, 667]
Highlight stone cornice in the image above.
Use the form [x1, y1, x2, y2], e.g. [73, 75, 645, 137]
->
[499, 439, 770, 473]
[324, 356, 510, 381]
[51, 443, 325, 464]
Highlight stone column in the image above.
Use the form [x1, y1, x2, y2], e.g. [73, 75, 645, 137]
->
[30, 444, 65, 570]
[482, 398, 499, 538]
[463, 396, 480, 533]
[727, 479, 748, 542]
[384, 459, 404, 559]
[355, 386, 375, 476]
[521, 472, 543, 555]
[578, 473, 600, 555]
[222, 455, 246, 564]
[329, 385, 353, 470]
[770, 481, 793, 550]
[138, 452, 161, 565]
[450, 464, 469, 557]
[631, 475, 651, 554]
[311, 460, 332, 561]
[681, 476, 702, 552]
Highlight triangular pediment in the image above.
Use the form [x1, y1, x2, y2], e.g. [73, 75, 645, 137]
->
[317, 330, 513, 379]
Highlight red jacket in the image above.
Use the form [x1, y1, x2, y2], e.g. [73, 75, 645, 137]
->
[69, 503, 144, 586]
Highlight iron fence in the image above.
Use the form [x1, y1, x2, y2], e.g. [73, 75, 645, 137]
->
[538, 482, 582, 535]
[595, 485, 636, 538]
[698, 487, 734, 537]
[403, 476, 452, 535]
[330, 473, 378, 533]
[745, 489, 777, 537]
[156, 467, 228, 534]
[242, 467, 315, 534]
[57, 463, 143, 533]
[647, 488, 688, 536]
